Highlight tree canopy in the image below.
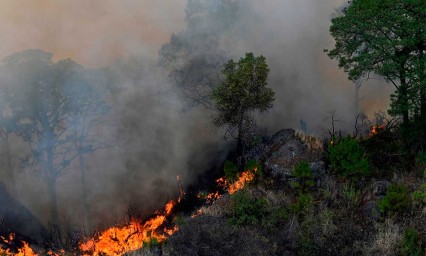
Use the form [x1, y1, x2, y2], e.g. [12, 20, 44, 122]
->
[0, 49, 110, 233]
[159, 0, 239, 109]
[212, 52, 274, 155]
[327, 0, 425, 145]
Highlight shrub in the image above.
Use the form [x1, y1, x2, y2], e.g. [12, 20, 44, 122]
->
[224, 160, 238, 182]
[328, 136, 371, 180]
[266, 206, 289, 227]
[415, 150, 426, 167]
[244, 159, 263, 179]
[290, 193, 313, 216]
[412, 183, 426, 207]
[342, 183, 361, 208]
[298, 236, 320, 256]
[291, 161, 315, 193]
[229, 189, 267, 226]
[378, 184, 409, 216]
[401, 228, 424, 256]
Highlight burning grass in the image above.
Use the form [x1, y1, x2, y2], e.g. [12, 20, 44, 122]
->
[1, 166, 259, 256]
[0, 234, 37, 256]
[79, 200, 178, 255]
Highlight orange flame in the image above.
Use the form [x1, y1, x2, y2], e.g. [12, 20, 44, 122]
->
[80, 200, 178, 255]
[0, 233, 38, 256]
[193, 168, 258, 218]
[369, 124, 385, 136]
[217, 168, 257, 195]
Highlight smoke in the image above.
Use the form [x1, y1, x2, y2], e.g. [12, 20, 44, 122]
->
[0, 0, 394, 234]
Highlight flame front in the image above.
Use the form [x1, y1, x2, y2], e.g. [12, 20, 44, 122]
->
[2, 169, 257, 255]
[0, 234, 37, 256]
[80, 200, 178, 255]
[370, 124, 385, 136]
[216, 167, 257, 195]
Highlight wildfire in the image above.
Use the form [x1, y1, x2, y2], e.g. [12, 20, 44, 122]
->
[0, 233, 37, 256]
[217, 167, 257, 195]
[79, 200, 178, 255]
[370, 124, 385, 136]
[193, 167, 258, 218]
[2, 168, 258, 256]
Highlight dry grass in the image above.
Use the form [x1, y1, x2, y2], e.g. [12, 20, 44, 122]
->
[357, 220, 402, 256]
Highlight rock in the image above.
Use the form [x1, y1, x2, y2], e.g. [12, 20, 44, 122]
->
[245, 142, 269, 162]
[372, 181, 391, 197]
[309, 161, 326, 177]
[264, 160, 292, 180]
[268, 129, 295, 148]
[264, 138, 307, 180]
[361, 181, 391, 221]
[271, 139, 306, 159]
[362, 200, 381, 222]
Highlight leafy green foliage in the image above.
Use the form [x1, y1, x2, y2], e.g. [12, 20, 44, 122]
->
[290, 193, 313, 217]
[266, 206, 289, 227]
[223, 160, 238, 182]
[401, 228, 424, 256]
[298, 236, 320, 256]
[212, 53, 274, 152]
[291, 161, 315, 193]
[412, 183, 426, 207]
[326, 0, 426, 145]
[378, 184, 410, 216]
[328, 137, 371, 180]
[244, 159, 263, 180]
[229, 190, 267, 226]
[415, 150, 426, 168]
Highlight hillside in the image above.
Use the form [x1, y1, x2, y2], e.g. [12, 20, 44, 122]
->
[133, 129, 425, 256]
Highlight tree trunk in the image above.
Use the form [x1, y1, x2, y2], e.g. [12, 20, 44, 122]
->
[4, 136, 17, 195]
[47, 149, 60, 242]
[78, 151, 91, 231]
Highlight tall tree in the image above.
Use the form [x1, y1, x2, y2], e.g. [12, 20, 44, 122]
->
[212, 52, 274, 158]
[326, 0, 425, 146]
[66, 68, 111, 231]
[159, 0, 239, 109]
[1, 50, 109, 236]
[0, 68, 18, 194]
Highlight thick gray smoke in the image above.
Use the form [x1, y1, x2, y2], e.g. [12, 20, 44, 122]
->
[0, 0, 393, 234]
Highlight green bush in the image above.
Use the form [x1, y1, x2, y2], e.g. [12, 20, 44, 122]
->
[412, 183, 426, 207]
[290, 193, 313, 216]
[342, 183, 361, 208]
[401, 228, 424, 256]
[291, 161, 315, 193]
[415, 150, 426, 167]
[224, 160, 238, 182]
[244, 159, 263, 179]
[298, 236, 320, 256]
[378, 184, 409, 216]
[229, 190, 267, 226]
[267, 206, 289, 226]
[328, 136, 371, 180]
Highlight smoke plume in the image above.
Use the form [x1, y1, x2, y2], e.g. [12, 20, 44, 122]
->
[0, 0, 393, 233]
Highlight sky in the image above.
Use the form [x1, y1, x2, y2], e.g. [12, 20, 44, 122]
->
[0, 0, 186, 67]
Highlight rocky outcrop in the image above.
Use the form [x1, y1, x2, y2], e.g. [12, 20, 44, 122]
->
[251, 129, 324, 182]
[361, 180, 391, 221]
